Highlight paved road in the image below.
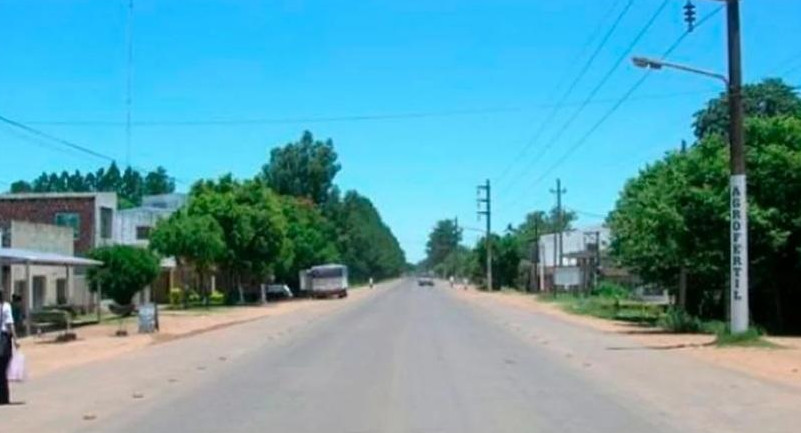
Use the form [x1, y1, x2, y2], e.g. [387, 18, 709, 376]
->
[7, 280, 801, 432]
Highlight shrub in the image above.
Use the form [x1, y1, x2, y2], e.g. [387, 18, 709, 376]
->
[591, 282, 630, 300]
[187, 290, 201, 305]
[87, 245, 160, 306]
[658, 307, 703, 333]
[714, 327, 775, 347]
[169, 288, 183, 307]
[209, 290, 225, 306]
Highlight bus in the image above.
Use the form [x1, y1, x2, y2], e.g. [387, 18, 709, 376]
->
[300, 264, 349, 299]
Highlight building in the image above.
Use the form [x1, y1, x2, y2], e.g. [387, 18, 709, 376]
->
[113, 193, 186, 247]
[0, 192, 117, 255]
[0, 220, 76, 308]
[535, 226, 611, 292]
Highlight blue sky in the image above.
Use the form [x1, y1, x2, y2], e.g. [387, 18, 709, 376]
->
[0, 0, 799, 262]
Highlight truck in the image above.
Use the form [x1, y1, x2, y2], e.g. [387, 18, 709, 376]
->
[299, 264, 349, 299]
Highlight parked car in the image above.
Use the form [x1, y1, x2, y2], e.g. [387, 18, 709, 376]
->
[266, 284, 294, 301]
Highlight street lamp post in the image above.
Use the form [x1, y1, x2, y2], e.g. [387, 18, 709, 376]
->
[631, 0, 747, 334]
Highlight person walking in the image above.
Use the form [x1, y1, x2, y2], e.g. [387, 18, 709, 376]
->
[1, 291, 20, 405]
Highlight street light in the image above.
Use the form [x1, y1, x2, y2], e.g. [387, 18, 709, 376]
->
[632, 3, 748, 335]
[631, 57, 728, 85]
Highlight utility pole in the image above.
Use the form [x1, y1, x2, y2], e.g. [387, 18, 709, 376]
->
[477, 180, 492, 291]
[725, 0, 749, 334]
[125, 0, 134, 166]
[679, 139, 688, 310]
[532, 218, 540, 292]
[550, 178, 567, 268]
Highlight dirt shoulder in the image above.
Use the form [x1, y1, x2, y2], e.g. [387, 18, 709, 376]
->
[455, 288, 801, 389]
[19, 289, 373, 379]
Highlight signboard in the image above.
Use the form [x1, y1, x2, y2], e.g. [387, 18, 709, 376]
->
[138, 303, 157, 334]
[730, 175, 749, 332]
[554, 266, 581, 288]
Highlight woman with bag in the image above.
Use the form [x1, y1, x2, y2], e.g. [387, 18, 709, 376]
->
[1, 291, 20, 405]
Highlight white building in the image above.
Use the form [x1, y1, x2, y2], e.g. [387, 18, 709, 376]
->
[538, 226, 610, 268]
[113, 193, 187, 247]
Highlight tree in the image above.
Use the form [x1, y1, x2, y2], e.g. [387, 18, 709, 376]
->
[332, 191, 405, 282]
[188, 175, 289, 302]
[8, 163, 177, 208]
[434, 245, 474, 279]
[275, 196, 340, 289]
[693, 78, 801, 139]
[610, 115, 801, 332]
[150, 211, 226, 304]
[144, 166, 176, 196]
[87, 245, 161, 306]
[260, 131, 341, 205]
[425, 219, 462, 268]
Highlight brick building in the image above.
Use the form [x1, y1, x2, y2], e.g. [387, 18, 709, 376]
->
[0, 192, 117, 255]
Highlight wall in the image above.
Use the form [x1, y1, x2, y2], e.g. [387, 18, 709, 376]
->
[0, 193, 115, 254]
[113, 206, 172, 247]
[538, 227, 611, 268]
[7, 221, 75, 307]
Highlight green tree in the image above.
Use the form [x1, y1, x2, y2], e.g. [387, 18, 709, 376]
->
[87, 245, 161, 306]
[275, 196, 341, 289]
[333, 191, 405, 282]
[144, 166, 176, 196]
[425, 219, 462, 269]
[150, 211, 226, 304]
[693, 78, 801, 139]
[610, 115, 801, 332]
[260, 131, 341, 205]
[188, 175, 289, 302]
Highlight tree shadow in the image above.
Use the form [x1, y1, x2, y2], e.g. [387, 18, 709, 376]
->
[607, 341, 716, 351]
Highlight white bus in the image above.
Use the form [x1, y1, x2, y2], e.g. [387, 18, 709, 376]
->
[300, 264, 349, 299]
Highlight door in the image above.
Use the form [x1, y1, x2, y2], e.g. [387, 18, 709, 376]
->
[33, 276, 46, 310]
[56, 278, 68, 305]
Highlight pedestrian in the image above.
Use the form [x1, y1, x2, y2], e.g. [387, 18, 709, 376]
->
[369, 277, 374, 289]
[1, 291, 20, 405]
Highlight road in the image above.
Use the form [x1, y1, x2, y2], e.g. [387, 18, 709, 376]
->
[6, 279, 801, 432]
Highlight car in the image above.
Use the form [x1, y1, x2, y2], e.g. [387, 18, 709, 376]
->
[417, 277, 434, 286]
[266, 284, 294, 301]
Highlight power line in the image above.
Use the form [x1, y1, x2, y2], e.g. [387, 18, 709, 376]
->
[0, 113, 190, 186]
[501, 5, 725, 212]
[496, 0, 671, 201]
[17, 90, 719, 128]
[494, 0, 634, 186]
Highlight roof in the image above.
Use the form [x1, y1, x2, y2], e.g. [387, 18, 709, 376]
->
[0, 248, 102, 266]
[0, 192, 116, 200]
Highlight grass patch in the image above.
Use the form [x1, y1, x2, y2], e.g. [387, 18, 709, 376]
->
[714, 327, 779, 348]
[545, 294, 662, 325]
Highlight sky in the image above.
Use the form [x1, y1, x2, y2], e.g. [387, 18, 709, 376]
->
[0, 0, 800, 263]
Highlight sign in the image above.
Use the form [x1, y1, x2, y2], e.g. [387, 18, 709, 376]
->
[730, 175, 749, 333]
[138, 303, 157, 334]
[554, 266, 581, 288]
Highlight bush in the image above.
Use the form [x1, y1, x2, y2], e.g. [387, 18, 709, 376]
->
[87, 245, 161, 306]
[187, 290, 201, 305]
[714, 327, 775, 347]
[591, 282, 630, 300]
[169, 288, 183, 307]
[209, 290, 225, 306]
[658, 307, 704, 333]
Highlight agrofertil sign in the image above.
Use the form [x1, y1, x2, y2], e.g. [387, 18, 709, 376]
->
[730, 174, 749, 333]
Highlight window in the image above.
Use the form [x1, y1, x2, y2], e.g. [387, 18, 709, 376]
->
[55, 212, 81, 239]
[136, 226, 152, 240]
[100, 207, 113, 239]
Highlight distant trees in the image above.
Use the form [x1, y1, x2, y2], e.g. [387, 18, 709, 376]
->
[425, 219, 462, 269]
[8, 162, 175, 208]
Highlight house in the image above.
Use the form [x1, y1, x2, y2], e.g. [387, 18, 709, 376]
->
[0, 192, 117, 255]
[0, 220, 78, 308]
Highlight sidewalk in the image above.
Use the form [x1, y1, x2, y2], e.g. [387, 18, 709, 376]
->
[455, 288, 801, 389]
[19, 299, 327, 379]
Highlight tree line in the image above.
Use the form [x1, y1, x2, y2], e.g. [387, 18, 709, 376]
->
[9, 162, 175, 208]
[147, 131, 406, 303]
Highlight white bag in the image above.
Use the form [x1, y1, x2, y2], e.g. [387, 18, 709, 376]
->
[7, 350, 26, 382]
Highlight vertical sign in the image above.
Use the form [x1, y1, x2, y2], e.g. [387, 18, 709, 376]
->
[730, 174, 749, 333]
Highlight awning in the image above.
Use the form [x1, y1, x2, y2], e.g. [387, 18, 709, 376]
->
[0, 247, 103, 267]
